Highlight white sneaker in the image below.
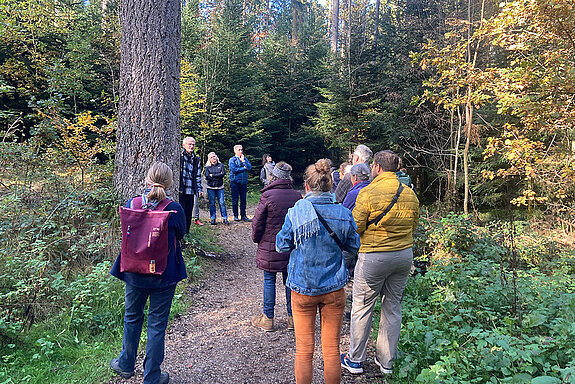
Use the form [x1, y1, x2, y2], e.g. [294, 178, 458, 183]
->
[374, 356, 393, 374]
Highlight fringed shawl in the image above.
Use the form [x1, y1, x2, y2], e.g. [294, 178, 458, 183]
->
[286, 192, 336, 248]
[287, 197, 320, 248]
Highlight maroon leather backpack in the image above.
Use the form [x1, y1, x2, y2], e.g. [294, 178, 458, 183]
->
[119, 196, 173, 275]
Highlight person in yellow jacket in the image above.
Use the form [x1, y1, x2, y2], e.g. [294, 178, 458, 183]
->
[341, 150, 419, 376]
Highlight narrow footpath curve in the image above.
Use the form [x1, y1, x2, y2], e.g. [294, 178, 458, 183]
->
[108, 206, 388, 384]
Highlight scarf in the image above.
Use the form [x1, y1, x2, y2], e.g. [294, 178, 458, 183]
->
[286, 193, 321, 248]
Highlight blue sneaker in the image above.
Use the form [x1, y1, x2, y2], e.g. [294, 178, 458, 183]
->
[341, 353, 363, 374]
[374, 356, 393, 374]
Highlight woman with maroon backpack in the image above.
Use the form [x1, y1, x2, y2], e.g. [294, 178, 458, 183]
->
[251, 161, 302, 332]
[110, 162, 186, 384]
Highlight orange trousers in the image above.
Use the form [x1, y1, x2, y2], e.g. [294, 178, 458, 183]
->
[291, 288, 346, 384]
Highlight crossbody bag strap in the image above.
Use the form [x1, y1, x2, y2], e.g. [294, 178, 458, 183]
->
[367, 183, 404, 228]
[313, 206, 345, 251]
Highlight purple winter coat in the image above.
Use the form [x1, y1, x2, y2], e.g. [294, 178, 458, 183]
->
[252, 178, 302, 272]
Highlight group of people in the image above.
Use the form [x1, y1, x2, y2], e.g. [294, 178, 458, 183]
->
[108, 140, 419, 384]
[179, 137, 254, 228]
[249, 144, 419, 384]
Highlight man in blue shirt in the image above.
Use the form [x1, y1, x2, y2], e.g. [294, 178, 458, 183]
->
[228, 144, 252, 222]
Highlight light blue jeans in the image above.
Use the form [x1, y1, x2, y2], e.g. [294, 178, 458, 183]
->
[117, 283, 176, 384]
[207, 188, 228, 220]
[263, 270, 292, 318]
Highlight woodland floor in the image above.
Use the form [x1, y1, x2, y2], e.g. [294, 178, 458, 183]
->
[106, 203, 389, 384]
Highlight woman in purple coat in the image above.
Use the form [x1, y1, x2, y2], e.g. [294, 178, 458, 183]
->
[251, 161, 302, 332]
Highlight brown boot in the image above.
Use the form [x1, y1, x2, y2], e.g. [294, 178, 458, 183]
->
[287, 315, 294, 330]
[251, 314, 274, 332]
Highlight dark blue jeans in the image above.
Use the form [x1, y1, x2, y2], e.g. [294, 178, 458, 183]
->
[117, 283, 176, 384]
[207, 188, 228, 220]
[230, 181, 247, 219]
[263, 270, 292, 318]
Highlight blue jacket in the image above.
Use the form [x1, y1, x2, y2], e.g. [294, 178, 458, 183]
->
[228, 156, 252, 185]
[342, 180, 371, 211]
[276, 193, 360, 296]
[110, 200, 187, 288]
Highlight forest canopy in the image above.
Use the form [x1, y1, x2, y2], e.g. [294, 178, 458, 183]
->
[1, 0, 574, 220]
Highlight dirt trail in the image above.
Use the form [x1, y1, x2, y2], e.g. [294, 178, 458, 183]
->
[108, 206, 387, 384]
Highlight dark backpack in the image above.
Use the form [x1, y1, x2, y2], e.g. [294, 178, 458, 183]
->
[119, 197, 173, 275]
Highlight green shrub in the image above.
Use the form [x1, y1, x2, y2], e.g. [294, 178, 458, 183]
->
[390, 214, 575, 383]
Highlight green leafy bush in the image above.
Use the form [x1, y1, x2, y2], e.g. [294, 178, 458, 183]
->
[392, 213, 575, 383]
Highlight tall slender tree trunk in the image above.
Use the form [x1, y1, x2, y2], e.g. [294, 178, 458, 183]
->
[114, 0, 182, 200]
[330, 0, 339, 52]
[341, 0, 347, 57]
[463, 87, 472, 215]
[463, 0, 486, 215]
[373, 0, 380, 54]
[292, 0, 304, 43]
[454, 103, 462, 200]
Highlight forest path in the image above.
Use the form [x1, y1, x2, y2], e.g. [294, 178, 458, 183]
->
[109, 204, 388, 384]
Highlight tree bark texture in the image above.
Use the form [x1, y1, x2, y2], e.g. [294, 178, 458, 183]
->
[114, 0, 182, 200]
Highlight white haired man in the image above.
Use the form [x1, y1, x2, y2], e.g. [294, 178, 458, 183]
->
[179, 137, 204, 231]
[334, 144, 373, 203]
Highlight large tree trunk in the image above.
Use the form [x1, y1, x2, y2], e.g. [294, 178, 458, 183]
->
[114, 0, 182, 200]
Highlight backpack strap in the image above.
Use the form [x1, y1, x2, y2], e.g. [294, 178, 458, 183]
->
[312, 206, 345, 251]
[367, 183, 404, 228]
[155, 198, 172, 211]
[130, 196, 143, 209]
[130, 196, 171, 211]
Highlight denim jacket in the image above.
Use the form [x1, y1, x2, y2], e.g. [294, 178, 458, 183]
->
[276, 192, 360, 296]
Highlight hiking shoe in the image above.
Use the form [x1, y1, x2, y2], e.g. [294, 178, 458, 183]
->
[287, 315, 294, 330]
[241, 216, 252, 222]
[210, 219, 216, 225]
[374, 356, 392, 374]
[341, 353, 363, 374]
[194, 219, 204, 226]
[158, 372, 170, 384]
[223, 219, 229, 225]
[251, 314, 274, 332]
[109, 358, 135, 379]
[234, 217, 240, 222]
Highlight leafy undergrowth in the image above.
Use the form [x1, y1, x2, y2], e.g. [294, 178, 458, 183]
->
[0, 142, 207, 383]
[381, 212, 575, 383]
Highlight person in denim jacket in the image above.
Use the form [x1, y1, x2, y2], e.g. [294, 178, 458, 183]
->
[276, 158, 360, 384]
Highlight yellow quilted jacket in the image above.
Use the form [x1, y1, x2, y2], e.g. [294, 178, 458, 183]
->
[353, 172, 419, 252]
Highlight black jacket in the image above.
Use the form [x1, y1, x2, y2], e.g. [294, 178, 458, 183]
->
[204, 163, 226, 188]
